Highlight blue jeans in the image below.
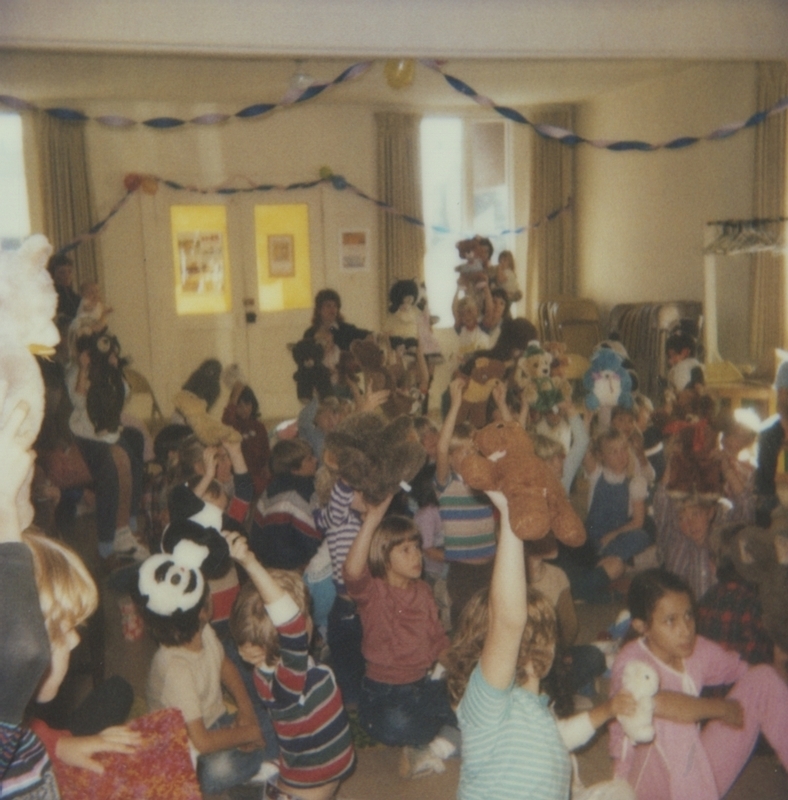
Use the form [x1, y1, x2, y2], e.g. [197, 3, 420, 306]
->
[197, 712, 265, 795]
[569, 644, 607, 695]
[212, 621, 279, 765]
[598, 528, 651, 562]
[327, 595, 364, 707]
[359, 676, 458, 747]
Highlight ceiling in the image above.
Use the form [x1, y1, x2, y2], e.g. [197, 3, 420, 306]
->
[0, 50, 699, 111]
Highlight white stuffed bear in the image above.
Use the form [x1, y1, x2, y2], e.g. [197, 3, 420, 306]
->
[0, 235, 59, 530]
[617, 660, 659, 744]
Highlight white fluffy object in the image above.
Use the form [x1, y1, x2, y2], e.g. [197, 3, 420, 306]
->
[617, 660, 659, 744]
[137, 538, 209, 617]
[0, 235, 58, 529]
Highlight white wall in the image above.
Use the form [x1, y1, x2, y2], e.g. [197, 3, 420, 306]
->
[575, 62, 758, 363]
[86, 99, 380, 419]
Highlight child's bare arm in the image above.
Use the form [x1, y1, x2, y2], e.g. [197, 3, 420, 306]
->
[588, 690, 637, 730]
[185, 715, 262, 755]
[491, 381, 513, 422]
[224, 531, 284, 606]
[654, 691, 743, 728]
[220, 656, 262, 740]
[436, 377, 465, 485]
[479, 491, 527, 691]
[344, 495, 393, 582]
[223, 439, 248, 475]
[191, 446, 218, 499]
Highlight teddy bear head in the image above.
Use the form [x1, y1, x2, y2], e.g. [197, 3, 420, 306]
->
[349, 338, 385, 372]
[622, 660, 659, 699]
[473, 419, 533, 459]
[324, 412, 426, 505]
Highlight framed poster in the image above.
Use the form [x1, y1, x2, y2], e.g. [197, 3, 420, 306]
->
[170, 205, 232, 315]
[255, 204, 312, 312]
[339, 230, 369, 271]
[267, 234, 295, 277]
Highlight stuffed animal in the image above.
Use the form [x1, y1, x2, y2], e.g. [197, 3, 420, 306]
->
[594, 336, 640, 394]
[350, 336, 419, 419]
[173, 389, 241, 446]
[74, 330, 127, 436]
[0, 235, 60, 529]
[617, 660, 659, 744]
[513, 343, 572, 417]
[291, 338, 333, 402]
[457, 357, 507, 429]
[384, 279, 420, 351]
[729, 519, 788, 653]
[458, 421, 586, 545]
[583, 348, 633, 411]
[323, 412, 426, 505]
[181, 359, 222, 411]
[665, 418, 722, 500]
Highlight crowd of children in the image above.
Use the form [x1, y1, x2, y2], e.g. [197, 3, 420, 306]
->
[5, 251, 788, 800]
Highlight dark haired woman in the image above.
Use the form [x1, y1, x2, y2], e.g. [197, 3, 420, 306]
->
[303, 288, 370, 352]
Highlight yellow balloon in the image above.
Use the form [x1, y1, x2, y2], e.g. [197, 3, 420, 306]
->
[140, 176, 159, 195]
[385, 59, 416, 90]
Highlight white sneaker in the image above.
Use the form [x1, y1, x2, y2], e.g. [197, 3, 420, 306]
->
[398, 746, 446, 779]
[113, 526, 150, 561]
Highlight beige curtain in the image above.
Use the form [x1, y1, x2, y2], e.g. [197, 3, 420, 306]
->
[749, 62, 787, 372]
[376, 112, 425, 314]
[36, 114, 100, 284]
[525, 106, 575, 319]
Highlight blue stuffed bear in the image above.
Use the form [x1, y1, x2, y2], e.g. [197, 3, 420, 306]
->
[583, 348, 633, 410]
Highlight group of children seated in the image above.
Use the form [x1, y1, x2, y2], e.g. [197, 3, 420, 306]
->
[6, 267, 788, 800]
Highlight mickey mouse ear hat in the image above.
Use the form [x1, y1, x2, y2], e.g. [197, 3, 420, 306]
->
[137, 538, 209, 617]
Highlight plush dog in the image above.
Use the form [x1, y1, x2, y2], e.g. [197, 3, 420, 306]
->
[617, 660, 659, 744]
[458, 421, 586, 545]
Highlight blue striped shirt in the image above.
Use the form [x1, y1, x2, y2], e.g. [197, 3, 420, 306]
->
[458, 665, 571, 800]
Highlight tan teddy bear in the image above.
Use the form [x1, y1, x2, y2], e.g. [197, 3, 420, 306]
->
[459, 420, 586, 545]
[457, 357, 507, 429]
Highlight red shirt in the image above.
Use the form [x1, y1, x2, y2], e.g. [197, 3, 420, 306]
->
[344, 565, 449, 684]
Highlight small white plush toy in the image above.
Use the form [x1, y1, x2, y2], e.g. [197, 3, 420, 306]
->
[617, 660, 659, 744]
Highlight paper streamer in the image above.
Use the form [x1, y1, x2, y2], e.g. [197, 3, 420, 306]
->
[54, 173, 571, 256]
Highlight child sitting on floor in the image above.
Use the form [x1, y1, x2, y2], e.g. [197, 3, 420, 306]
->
[227, 532, 355, 800]
[446, 492, 637, 800]
[343, 496, 458, 778]
[250, 438, 320, 571]
[222, 377, 271, 498]
[134, 539, 267, 797]
[583, 428, 651, 563]
[610, 568, 788, 800]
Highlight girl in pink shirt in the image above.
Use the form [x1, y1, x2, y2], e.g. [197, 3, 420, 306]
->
[343, 497, 458, 778]
[609, 568, 788, 800]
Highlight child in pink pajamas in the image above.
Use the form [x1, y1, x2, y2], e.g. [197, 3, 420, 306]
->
[609, 568, 788, 800]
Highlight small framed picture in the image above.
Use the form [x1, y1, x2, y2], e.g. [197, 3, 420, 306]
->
[340, 230, 369, 271]
[268, 234, 295, 277]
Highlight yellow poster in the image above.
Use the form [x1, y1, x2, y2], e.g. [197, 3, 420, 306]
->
[171, 205, 232, 315]
[254, 204, 312, 312]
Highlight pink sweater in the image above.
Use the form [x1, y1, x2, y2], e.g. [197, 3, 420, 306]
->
[344, 565, 449, 684]
[609, 636, 748, 800]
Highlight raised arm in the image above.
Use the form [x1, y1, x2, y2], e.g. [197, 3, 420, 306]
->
[436, 377, 465, 485]
[479, 491, 527, 691]
[224, 530, 285, 606]
[343, 495, 393, 582]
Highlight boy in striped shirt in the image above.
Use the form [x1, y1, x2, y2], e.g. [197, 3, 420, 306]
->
[227, 531, 355, 800]
[436, 378, 496, 628]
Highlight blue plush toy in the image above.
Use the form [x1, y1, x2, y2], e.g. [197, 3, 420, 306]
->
[583, 348, 633, 411]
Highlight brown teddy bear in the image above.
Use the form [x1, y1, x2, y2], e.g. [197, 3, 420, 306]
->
[459, 420, 586, 545]
[513, 343, 572, 417]
[324, 411, 426, 504]
[457, 357, 507, 429]
[350, 336, 419, 418]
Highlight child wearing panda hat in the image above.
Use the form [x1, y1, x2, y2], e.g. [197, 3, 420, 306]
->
[133, 523, 270, 796]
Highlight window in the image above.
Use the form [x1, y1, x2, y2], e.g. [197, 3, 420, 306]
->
[0, 114, 31, 251]
[420, 117, 512, 327]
